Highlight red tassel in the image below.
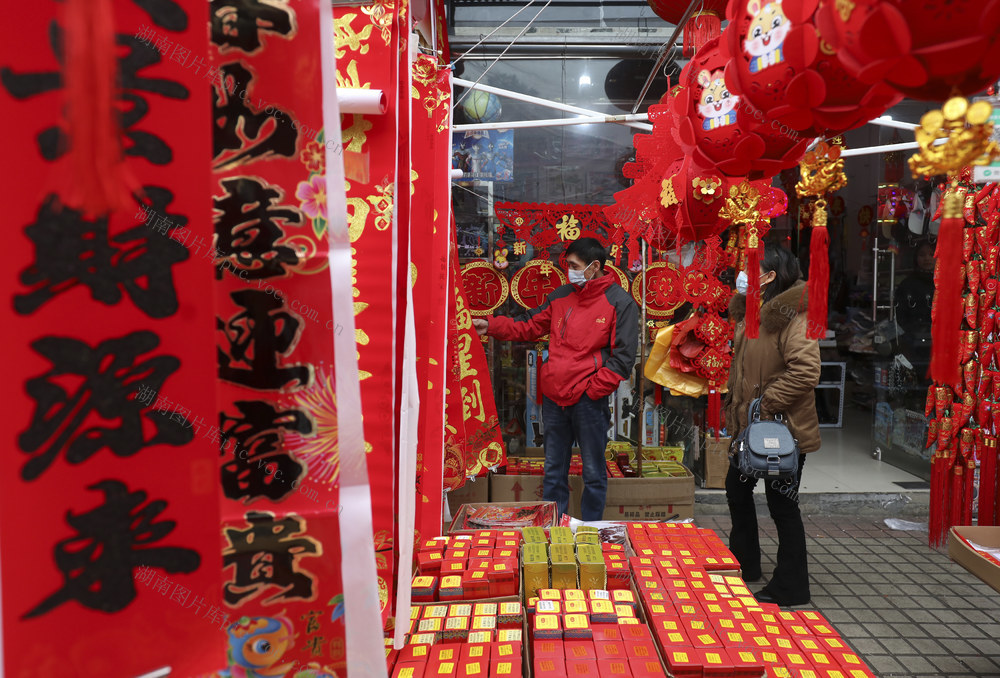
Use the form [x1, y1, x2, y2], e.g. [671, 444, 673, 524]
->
[708, 388, 721, 440]
[745, 242, 762, 339]
[683, 11, 722, 57]
[950, 459, 963, 535]
[963, 455, 975, 526]
[62, 0, 138, 216]
[807, 210, 829, 340]
[983, 436, 998, 525]
[931, 186, 967, 387]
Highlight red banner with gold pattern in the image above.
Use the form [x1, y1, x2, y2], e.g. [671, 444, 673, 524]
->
[412, 55, 451, 538]
[445, 218, 506, 490]
[335, 0, 401, 628]
[0, 1, 224, 675]
[208, 0, 348, 673]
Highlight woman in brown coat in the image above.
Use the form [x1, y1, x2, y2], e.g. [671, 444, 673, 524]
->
[725, 243, 821, 607]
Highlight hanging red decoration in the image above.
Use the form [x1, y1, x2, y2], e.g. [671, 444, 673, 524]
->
[510, 259, 568, 310]
[724, 0, 900, 140]
[815, 0, 1000, 101]
[646, 0, 730, 56]
[659, 155, 741, 243]
[674, 35, 809, 179]
[460, 261, 510, 317]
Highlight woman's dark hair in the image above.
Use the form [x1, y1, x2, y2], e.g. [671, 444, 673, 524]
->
[566, 237, 608, 271]
[761, 241, 801, 302]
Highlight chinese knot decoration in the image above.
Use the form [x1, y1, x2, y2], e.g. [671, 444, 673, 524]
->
[795, 140, 847, 339]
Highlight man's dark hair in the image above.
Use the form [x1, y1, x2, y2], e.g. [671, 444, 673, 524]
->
[565, 237, 608, 271]
[761, 241, 801, 302]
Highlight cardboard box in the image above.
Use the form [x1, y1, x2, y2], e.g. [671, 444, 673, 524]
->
[606, 469, 694, 504]
[601, 503, 695, 521]
[446, 478, 490, 514]
[449, 502, 558, 534]
[491, 474, 584, 517]
[699, 435, 731, 489]
[948, 526, 1000, 593]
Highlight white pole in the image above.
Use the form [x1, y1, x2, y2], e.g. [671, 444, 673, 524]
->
[454, 77, 653, 131]
[840, 137, 948, 158]
[454, 113, 650, 132]
[868, 116, 917, 132]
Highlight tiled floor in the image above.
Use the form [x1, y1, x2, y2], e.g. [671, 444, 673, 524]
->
[696, 514, 1000, 678]
[798, 424, 928, 493]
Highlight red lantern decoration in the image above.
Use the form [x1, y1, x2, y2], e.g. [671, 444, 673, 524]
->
[646, 0, 729, 56]
[815, 0, 1000, 101]
[723, 0, 901, 138]
[660, 155, 741, 242]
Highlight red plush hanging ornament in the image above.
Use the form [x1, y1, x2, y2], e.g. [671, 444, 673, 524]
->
[61, 0, 139, 216]
[645, 0, 729, 56]
[815, 0, 1000, 102]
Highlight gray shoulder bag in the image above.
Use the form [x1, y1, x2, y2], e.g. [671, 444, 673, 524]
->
[732, 397, 800, 482]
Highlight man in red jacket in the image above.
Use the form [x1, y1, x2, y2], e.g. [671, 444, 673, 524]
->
[473, 238, 639, 520]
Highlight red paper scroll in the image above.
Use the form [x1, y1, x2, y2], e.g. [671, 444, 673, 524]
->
[336, 0, 402, 627]
[444, 219, 506, 490]
[0, 2, 223, 676]
[209, 1, 347, 673]
[412, 55, 452, 540]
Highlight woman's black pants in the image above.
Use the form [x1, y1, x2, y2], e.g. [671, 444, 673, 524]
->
[725, 453, 809, 603]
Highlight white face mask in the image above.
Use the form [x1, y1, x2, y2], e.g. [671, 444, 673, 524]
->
[568, 261, 595, 287]
[735, 270, 749, 295]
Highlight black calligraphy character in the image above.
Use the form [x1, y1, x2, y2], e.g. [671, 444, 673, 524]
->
[15, 189, 187, 317]
[217, 289, 312, 390]
[222, 511, 321, 606]
[214, 177, 301, 280]
[1, 24, 187, 164]
[220, 400, 311, 503]
[300, 609, 322, 635]
[23, 480, 200, 618]
[211, 0, 295, 53]
[213, 63, 297, 169]
[18, 331, 191, 481]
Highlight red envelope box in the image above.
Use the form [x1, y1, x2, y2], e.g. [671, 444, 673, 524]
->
[730, 648, 766, 677]
[490, 561, 518, 597]
[431, 646, 462, 665]
[493, 641, 522, 665]
[624, 638, 660, 666]
[699, 648, 735, 676]
[597, 659, 633, 677]
[664, 647, 701, 678]
[460, 643, 491, 664]
[533, 657, 567, 678]
[628, 657, 667, 678]
[675, 601, 706, 618]
[835, 651, 875, 675]
[817, 636, 850, 653]
[456, 659, 487, 678]
[593, 625, 622, 643]
[393, 662, 428, 678]
[492, 657, 524, 678]
[412, 576, 439, 603]
[462, 569, 490, 600]
[620, 624, 654, 644]
[595, 641, 626, 661]
[564, 640, 596, 661]
[783, 622, 815, 640]
[441, 560, 466, 577]
[427, 660, 458, 678]
[607, 561, 631, 590]
[779, 649, 812, 673]
[655, 626, 690, 652]
[497, 539, 520, 549]
[720, 630, 747, 648]
[399, 642, 435, 664]
[419, 551, 445, 575]
[808, 621, 840, 638]
[806, 650, 837, 672]
[795, 637, 824, 655]
[565, 659, 598, 677]
[688, 629, 722, 649]
[534, 639, 565, 660]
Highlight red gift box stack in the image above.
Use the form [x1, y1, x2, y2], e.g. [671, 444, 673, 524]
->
[626, 523, 877, 678]
[415, 531, 522, 601]
[507, 456, 586, 476]
[526, 587, 667, 678]
[388, 601, 525, 677]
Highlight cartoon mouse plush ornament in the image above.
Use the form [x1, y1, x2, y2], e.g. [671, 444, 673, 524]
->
[727, 0, 900, 140]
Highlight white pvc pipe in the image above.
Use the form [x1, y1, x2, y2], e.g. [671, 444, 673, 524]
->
[450, 169, 464, 179]
[454, 77, 653, 131]
[338, 88, 387, 114]
[869, 116, 917, 132]
[454, 113, 649, 131]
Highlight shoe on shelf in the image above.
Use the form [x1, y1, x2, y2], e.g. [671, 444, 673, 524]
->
[754, 589, 810, 607]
